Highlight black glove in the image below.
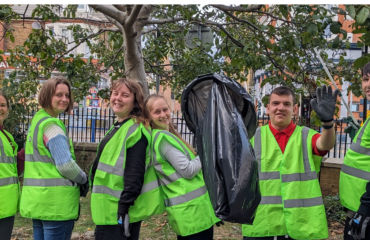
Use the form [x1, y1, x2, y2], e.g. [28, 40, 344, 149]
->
[310, 85, 340, 122]
[216, 220, 224, 227]
[349, 212, 370, 240]
[79, 180, 89, 197]
[344, 117, 361, 141]
[118, 203, 131, 237]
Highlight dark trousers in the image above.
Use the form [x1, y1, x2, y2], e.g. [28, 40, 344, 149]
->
[243, 236, 293, 240]
[95, 221, 141, 240]
[177, 226, 213, 240]
[0, 216, 14, 240]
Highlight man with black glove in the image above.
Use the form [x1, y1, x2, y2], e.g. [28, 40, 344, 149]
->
[242, 85, 339, 239]
[340, 62, 370, 240]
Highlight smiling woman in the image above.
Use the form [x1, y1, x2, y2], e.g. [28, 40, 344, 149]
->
[19, 77, 89, 240]
[0, 92, 20, 240]
[90, 78, 164, 240]
[143, 94, 219, 240]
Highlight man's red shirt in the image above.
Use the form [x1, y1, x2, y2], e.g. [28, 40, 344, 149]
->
[268, 120, 328, 156]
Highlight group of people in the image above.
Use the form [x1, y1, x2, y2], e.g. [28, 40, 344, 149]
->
[0, 62, 369, 240]
[0, 77, 218, 240]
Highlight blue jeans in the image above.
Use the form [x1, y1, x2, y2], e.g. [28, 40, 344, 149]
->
[32, 219, 75, 240]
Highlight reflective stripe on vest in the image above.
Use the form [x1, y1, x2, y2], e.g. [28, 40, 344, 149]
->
[165, 186, 207, 207]
[0, 137, 14, 163]
[23, 116, 73, 188]
[25, 117, 53, 163]
[152, 130, 205, 207]
[254, 127, 322, 208]
[91, 124, 159, 198]
[23, 178, 74, 187]
[341, 164, 370, 181]
[0, 176, 18, 186]
[349, 120, 370, 156]
[91, 124, 138, 197]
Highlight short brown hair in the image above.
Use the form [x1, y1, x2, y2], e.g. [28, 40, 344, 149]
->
[111, 78, 145, 121]
[362, 62, 370, 77]
[38, 77, 73, 113]
[269, 86, 296, 104]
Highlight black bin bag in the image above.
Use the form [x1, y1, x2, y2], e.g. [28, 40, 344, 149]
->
[181, 73, 261, 224]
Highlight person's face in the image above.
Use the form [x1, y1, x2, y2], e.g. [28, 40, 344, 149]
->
[0, 96, 9, 125]
[267, 93, 298, 130]
[149, 98, 171, 130]
[362, 73, 370, 99]
[110, 83, 135, 121]
[51, 84, 70, 115]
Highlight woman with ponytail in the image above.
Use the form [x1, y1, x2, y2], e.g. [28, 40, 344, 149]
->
[144, 94, 218, 240]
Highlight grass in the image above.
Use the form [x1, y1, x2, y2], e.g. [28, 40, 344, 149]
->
[11, 193, 241, 240]
[11, 194, 344, 240]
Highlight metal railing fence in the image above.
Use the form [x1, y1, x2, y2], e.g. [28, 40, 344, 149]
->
[19, 107, 353, 158]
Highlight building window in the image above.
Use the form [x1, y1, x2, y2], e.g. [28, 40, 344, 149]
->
[351, 103, 359, 112]
[77, 5, 90, 12]
[62, 29, 69, 43]
[47, 26, 55, 37]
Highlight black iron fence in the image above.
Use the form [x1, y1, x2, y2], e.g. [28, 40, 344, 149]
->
[20, 107, 354, 158]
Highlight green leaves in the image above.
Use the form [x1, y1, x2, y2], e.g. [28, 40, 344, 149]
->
[330, 22, 341, 34]
[356, 6, 370, 24]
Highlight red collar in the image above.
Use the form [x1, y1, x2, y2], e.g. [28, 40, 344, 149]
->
[268, 120, 296, 137]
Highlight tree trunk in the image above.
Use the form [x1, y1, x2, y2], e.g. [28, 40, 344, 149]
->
[123, 26, 149, 95]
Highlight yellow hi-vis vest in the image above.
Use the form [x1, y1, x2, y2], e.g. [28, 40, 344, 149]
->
[242, 125, 328, 239]
[152, 129, 218, 236]
[0, 129, 19, 219]
[340, 118, 370, 211]
[20, 109, 80, 220]
[91, 119, 164, 225]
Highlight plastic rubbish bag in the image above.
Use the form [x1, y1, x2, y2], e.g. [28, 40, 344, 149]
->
[181, 73, 261, 224]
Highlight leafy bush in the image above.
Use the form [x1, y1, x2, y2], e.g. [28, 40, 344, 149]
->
[324, 195, 347, 225]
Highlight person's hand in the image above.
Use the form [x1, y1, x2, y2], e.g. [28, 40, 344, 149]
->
[118, 204, 131, 237]
[79, 180, 89, 197]
[216, 220, 224, 227]
[310, 85, 340, 123]
[349, 212, 370, 240]
[344, 117, 361, 141]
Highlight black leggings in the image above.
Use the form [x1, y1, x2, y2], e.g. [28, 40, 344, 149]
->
[95, 221, 141, 240]
[177, 226, 213, 240]
[0, 216, 15, 240]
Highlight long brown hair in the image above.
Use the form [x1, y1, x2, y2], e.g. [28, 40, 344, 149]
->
[111, 78, 147, 125]
[144, 94, 195, 154]
[38, 77, 73, 113]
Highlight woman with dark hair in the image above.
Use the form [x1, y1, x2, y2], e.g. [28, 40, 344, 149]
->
[90, 78, 163, 240]
[0, 92, 20, 240]
[19, 77, 88, 240]
[144, 94, 218, 240]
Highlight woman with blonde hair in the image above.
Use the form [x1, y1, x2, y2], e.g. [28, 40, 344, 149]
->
[144, 94, 218, 240]
[20, 77, 88, 240]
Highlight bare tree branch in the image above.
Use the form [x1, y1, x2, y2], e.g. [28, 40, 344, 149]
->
[142, 17, 186, 25]
[113, 5, 126, 12]
[125, 5, 143, 27]
[53, 29, 109, 64]
[89, 5, 125, 24]
[250, 10, 295, 24]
